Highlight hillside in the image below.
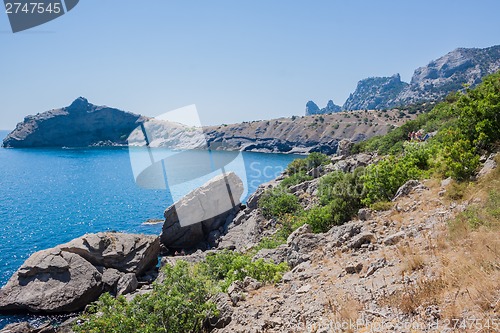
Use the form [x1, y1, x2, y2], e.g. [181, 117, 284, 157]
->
[3, 98, 423, 153]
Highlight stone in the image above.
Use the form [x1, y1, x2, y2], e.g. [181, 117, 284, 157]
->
[101, 267, 122, 292]
[347, 232, 376, 249]
[0, 249, 102, 313]
[205, 293, 233, 330]
[392, 180, 421, 201]
[243, 276, 262, 291]
[296, 284, 312, 294]
[345, 262, 363, 274]
[441, 177, 452, 187]
[336, 139, 353, 157]
[117, 273, 138, 296]
[358, 208, 373, 221]
[478, 153, 497, 178]
[0, 232, 159, 315]
[59, 232, 160, 275]
[207, 230, 222, 248]
[217, 210, 262, 251]
[286, 224, 312, 245]
[160, 172, 243, 249]
[383, 231, 406, 246]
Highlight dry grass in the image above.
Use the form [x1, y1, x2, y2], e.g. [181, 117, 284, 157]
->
[385, 157, 500, 326]
[323, 293, 362, 333]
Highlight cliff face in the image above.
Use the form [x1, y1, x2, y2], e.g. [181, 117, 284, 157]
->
[309, 45, 500, 112]
[394, 45, 500, 105]
[342, 74, 409, 111]
[2, 98, 146, 148]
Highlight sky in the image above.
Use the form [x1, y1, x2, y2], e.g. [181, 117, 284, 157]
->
[1, 0, 499, 130]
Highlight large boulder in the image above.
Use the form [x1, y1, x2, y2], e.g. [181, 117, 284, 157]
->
[59, 232, 160, 275]
[160, 172, 243, 250]
[0, 232, 160, 314]
[0, 249, 102, 313]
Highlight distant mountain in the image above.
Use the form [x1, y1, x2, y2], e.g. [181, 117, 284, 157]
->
[342, 74, 408, 111]
[2, 97, 146, 148]
[308, 45, 500, 113]
[305, 100, 342, 115]
[394, 45, 500, 106]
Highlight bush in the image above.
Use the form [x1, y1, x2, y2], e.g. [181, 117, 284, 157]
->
[202, 250, 288, 291]
[301, 205, 334, 233]
[74, 261, 216, 333]
[258, 188, 301, 219]
[286, 153, 330, 174]
[315, 168, 365, 229]
[280, 171, 312, 189]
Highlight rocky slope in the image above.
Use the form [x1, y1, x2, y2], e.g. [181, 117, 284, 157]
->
[2, 97, 147, 148]
[3, 98, 415, 153]
[309, 45, 500, 112]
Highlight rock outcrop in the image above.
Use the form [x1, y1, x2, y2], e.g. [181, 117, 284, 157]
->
[343, 74, 409, 111]
[2, 97, 146, 148]
[305, 100, 342, 115]
[0, 233, 159, 314]
[160, 172, 244, 250]
[395, 45, 500, 106]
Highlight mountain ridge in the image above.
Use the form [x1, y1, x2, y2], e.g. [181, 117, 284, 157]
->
[307, 45, 500, 113]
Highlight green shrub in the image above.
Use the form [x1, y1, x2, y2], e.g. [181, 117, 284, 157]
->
[74, 261, 216, 333]
[202, 250, 288, 291]
[280, 171, 313, 189]
[302, 204, 335, 233]
[286, 152, 330, 174]
[315, 168, 365, 229]
[258, 188, 301, 219]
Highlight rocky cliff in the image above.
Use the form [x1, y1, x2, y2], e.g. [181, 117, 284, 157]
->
[3, 98, 414, 153]
[309, 45, 500, 112]
[342, 74, 409, 111]
[2, 97, 146, 148]
[305, 100, 342, 115]
[394, 45, 500, 106]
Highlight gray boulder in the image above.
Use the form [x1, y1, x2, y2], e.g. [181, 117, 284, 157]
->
[0, 249, 102, 313]
[478, 153, 497, 178]
[0, 232, 160, 315]
[117, 273, 139, 296]
[160, 172, 243, 250]
[392, 180, 421, 201]
[336, 139, 353, 157]
[59, 232, 160, 275]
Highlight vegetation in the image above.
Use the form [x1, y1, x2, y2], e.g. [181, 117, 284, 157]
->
[77, 72, 500, 332]
[76, 251, 288, 333]
[260, 71, 500, 235]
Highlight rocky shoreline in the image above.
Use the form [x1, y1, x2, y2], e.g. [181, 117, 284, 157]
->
[1, 144, 497, 332]
[2, 97, 412, 154]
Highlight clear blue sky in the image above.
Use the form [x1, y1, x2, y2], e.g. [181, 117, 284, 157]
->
[1, 0, 499, 129]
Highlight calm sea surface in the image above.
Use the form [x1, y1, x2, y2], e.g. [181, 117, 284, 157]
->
[0, 130, 301, 328]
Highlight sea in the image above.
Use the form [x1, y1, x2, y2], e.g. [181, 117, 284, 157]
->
[0, 130, 301, 329]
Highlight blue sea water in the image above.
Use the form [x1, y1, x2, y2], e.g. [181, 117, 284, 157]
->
[0, 130, 301, 328]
